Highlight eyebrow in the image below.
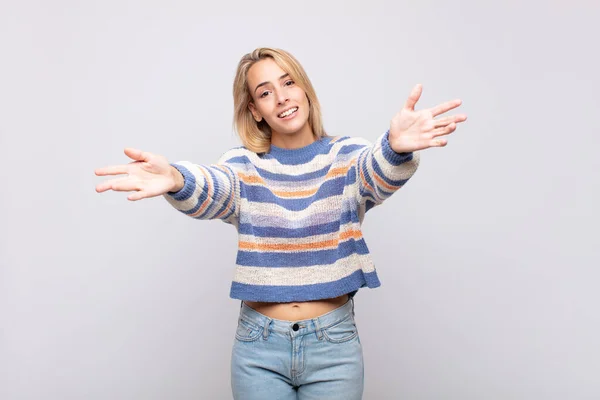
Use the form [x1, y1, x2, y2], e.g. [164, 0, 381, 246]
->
[254, 73, 290, 94]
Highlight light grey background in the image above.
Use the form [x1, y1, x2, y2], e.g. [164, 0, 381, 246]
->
[1, 1, 598, 399]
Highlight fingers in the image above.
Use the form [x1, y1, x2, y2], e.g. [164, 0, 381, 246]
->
[94, 165, 129, 176]
[432, 114, 467, 128]
[426, 114, 467, 146]
[403, 84, 422, 111]
[430, 138, 448, 147]
[95, 148, 153, 198]
[124, 147, 150, 162]
[127, 191, 147, 201]
[95, 176, 138, 193]
[431, 122, 457, 138]
[430, 99, 462, 117]
[95, 149, 150, 175]
[95, 175, 150, 201]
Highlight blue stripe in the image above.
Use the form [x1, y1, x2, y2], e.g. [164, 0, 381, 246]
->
[225, 155, 252, 165]
[365, 200, 376, 212]
[238, 210, 360, 236]
[357, 151, 396, 201]
[238, 209, 360, 237]
[358, 151, 376, 198]
[337, 143, 364, 155]
[174, 167, 231, 220]
[210, 168, 237, 220]
[202, 168, 224, 217]
[236, 239, 369, 267]
[332, 136, 353, 145]
[240, 176, 347, 211]
[371, 153, 410, 187]
[346, 167, 357, 184]
[238, 220, 341, 237]
[262, 136, 334, 165]
[179, 180, 210, 217]
[218, 164, 238, 220]
[252, 164, 331, 182]
[230, 269, 381, 302]
[361, 191, 378, 204]
[381, 131, 414, 165]
[188, 168, 215, 218]
[168, 164, 196, 201]
[340, 209, 360, 224]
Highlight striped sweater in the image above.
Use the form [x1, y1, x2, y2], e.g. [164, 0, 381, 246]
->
[164, 130, 420, 302]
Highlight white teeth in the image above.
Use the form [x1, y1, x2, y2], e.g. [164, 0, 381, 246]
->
[279, 107, 298, 118]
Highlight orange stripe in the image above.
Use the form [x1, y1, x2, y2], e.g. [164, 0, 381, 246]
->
[372, 172, 401, 192]
[191, 167, 212, 217]
[239, 229, 363, 251]
[239, 173, 265, 185]
[273, 188, 318, 198]
[240, 166, 351, 198]
[339, 229, 362, 241]
[358, 155, 375, 194]
[213, 165, 236, 219]
[325, 166, 350, 178]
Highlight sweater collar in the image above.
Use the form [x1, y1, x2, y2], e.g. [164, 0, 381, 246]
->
[267, 136, 330, 165]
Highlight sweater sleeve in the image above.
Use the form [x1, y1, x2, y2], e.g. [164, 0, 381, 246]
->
[354, 130, 420, 210]
[162, 152, 240, 225]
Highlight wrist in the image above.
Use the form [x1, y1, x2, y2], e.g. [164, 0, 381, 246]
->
[382, 130, 414, 165]
[169, 165, 185, 193]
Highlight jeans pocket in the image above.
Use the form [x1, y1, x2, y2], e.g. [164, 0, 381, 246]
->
[322, 315, 359, 343]
[235, 318, 263, 342]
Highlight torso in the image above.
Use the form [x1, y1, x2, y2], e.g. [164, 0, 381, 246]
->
[244, 294, 350, 321]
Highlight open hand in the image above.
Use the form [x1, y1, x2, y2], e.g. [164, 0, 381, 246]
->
[95, 148, 181, 201]
[389, 84, 467, 153]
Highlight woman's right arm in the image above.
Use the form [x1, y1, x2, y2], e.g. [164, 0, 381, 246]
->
[163, 160, 239, 223]
[95, 148, 240, 224]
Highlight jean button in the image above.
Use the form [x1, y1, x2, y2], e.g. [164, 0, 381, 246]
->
[292, 323, 299, 331]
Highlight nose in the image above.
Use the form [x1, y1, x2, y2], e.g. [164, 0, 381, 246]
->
[276, 89, 289, 106]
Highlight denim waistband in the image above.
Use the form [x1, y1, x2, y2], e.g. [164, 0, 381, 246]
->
[238, 298, 355, 339]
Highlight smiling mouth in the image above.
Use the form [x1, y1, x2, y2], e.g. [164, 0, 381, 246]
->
[278, 107, 298, 118]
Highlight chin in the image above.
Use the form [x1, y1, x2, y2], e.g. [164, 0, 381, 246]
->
[282, 119, 310, 135]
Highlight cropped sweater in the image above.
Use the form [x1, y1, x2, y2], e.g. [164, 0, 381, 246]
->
[164, 131, 420, 302]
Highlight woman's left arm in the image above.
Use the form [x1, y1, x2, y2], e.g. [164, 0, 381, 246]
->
[355, 84, 467, 207]
[388, 84, 467, 153]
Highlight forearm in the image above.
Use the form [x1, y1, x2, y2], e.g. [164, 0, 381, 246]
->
[356, 131, 420, 205]
[163, 161, 239, 221]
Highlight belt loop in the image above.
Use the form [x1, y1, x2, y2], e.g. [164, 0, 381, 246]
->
[263, 318, 272, 340]
[351, 296, 355, 317]
[313, 317, 323, 340]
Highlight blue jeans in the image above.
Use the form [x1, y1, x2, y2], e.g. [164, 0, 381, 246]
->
[231, 297, 364, 399]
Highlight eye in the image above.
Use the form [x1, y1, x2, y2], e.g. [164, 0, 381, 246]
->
[259, 90, 270, 98]
[284, 80, 295, 86]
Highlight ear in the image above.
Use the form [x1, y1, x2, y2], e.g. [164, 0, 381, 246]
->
[248, 103, 262, 122]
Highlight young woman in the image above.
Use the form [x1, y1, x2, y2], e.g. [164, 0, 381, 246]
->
[95, 47, 467, 399]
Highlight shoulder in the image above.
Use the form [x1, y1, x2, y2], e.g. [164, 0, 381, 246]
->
[326, 134, 373, 156]
[216, 146, 261, 170]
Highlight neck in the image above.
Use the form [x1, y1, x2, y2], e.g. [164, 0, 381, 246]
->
[270, 125, 315, 149]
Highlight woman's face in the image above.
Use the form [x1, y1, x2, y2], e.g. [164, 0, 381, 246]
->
[247, 58, 312, 139]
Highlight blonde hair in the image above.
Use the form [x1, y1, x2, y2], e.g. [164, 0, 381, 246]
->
[233, 48, 327, 153]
